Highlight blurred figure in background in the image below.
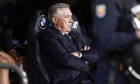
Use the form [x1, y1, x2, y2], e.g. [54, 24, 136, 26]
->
[91, 0, 140, 84]
[0, 51, 18, 84]
[0, 0, 20, 63]
[0, 1, 22, 84]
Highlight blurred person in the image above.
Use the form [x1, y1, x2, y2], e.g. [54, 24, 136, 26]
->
[0, 1, 23, 84]
[39, 3, 99, 84]
[0, 51, 22, 84]
[0, 1, 23, 65]
[91, 0, 140, 84]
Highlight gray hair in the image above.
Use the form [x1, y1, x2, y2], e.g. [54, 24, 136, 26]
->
[48, 3, 70, 24]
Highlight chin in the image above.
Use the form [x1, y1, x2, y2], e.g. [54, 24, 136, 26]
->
[68, 29, 71, 32]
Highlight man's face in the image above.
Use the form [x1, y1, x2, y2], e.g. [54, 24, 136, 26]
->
[53, 8, 73, 34]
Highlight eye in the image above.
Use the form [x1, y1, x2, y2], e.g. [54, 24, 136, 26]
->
[65, 15, 70, 18]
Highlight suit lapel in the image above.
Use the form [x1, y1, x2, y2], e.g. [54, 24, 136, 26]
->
[69, 32, 81, 51]
[50, 26, 78, 51]
[62, 35, 78, 51]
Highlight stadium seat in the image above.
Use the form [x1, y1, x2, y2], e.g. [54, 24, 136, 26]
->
[71, 15, 93, 46]
[27, 10, 50, 84]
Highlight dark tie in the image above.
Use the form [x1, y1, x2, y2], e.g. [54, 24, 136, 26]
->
[64, 34, 78, 50]
[64, 34, 72, 41]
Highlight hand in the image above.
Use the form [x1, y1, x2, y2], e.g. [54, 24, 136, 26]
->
[0, 51, 22, 67]
[14, 56, 23, 67]
[8, 49, 23, 67]
[8, 49, 18, 60]
[81, 46, 90, 51]
[70, 52, 80, 58]
[0, 51, 16, 65]
[135, 30, 140, 40]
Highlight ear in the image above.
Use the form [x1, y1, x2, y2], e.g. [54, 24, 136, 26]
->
[52, 17, 57, 24]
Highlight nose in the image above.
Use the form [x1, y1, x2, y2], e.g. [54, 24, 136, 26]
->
[70, 17, 73, 23]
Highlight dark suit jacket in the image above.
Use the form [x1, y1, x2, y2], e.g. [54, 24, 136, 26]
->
[39, 26, 99, 84]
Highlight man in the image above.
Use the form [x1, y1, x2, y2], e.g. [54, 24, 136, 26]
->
[39, 3, 99, 84]
[91, 0, 140, 84]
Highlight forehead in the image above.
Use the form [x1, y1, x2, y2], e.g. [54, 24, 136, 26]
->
[58, 8, 72, 16]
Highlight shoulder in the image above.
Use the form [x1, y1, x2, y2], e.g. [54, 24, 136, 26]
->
[70, 31, 80, 35]
[69, 31, 81, 37]
[69, 31, 83, 41]
[38, 28, 58, 40]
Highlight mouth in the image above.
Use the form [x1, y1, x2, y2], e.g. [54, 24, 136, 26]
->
[67, 25, 72, 28]
[69, 24, 72, 28]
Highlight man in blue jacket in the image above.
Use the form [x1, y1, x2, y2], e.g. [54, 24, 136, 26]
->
[91, 0, 140, 84]
[39, 3, 99, 84]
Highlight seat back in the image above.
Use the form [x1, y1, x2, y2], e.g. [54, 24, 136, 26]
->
[71, 15, 83, 36]
[27, 10, 50, 84]
[71, 15, 93, 46]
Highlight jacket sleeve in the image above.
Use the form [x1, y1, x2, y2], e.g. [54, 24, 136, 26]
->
[71, 31, 99, 63]
[81, 48, 99, 63]
[39, 34, 87, 71]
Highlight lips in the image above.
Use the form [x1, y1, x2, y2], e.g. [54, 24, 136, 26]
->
[68, 24, 72, 28]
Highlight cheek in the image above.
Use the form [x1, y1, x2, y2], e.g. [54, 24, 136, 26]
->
[58, 20, 65, 27]
[65, 21, 70, 26]
[60, 19, 70, 28]
[62, 20, 68, 26]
